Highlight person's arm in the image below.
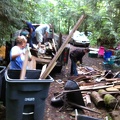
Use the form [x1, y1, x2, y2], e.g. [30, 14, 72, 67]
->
[11, 53, 21, 60]
[29, 28, 33, 34]
[44, 25, 50, 39]
[44, 32, 48, 40]
[27, 22, 34, 35]
[11, 47, 24, 60]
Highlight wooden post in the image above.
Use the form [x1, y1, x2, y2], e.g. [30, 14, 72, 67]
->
[40, 14, 86, 79]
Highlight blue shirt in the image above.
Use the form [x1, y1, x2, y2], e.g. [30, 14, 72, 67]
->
[10, 55, 23, 69]
[26, 22, 35, 32]
[10, 46, 24, 70]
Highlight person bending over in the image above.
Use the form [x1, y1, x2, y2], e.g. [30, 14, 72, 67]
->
[35, 24, 52, 46]
[70, 48, 90, 76]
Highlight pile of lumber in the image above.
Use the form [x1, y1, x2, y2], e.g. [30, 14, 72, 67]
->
[70, 66, 120, 120]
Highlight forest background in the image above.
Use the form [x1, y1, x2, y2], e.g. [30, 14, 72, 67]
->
[0, 0, 120, 48]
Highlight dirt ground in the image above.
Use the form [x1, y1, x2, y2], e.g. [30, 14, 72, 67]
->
[44, 44, 107, 120]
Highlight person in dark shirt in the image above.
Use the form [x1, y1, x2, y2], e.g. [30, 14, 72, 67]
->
[22, 20, 35, 48]
[70, 48, 90, 76]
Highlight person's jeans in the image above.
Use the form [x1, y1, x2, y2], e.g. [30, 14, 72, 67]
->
[29, 31, 35, 48]
[70, 59, 78, 76]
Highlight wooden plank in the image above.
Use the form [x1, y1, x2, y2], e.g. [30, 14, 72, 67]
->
[36, 57, 51, 64]
[40, 64, 47, 78]
[27, 56, 36, 69]
[40, 14, 86, 79]
[52, 38, 57, 52]
[20, 50, 29, 80]
[39, 62, 57, 79]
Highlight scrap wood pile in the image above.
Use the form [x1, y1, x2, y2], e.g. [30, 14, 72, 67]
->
[30, 39, 57, 62]
[51, 65, 120, 120]
[73, 65, 120, 119]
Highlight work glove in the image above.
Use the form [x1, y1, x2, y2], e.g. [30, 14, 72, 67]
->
[76, 61, 80, 66]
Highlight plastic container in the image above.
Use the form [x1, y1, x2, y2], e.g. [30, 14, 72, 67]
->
[104, 50, 112, 61]
[77, 114, 103, 120]
[88, 51, 98, 58]
[5, 69, 54, 120]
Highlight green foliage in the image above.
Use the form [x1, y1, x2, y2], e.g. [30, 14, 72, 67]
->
[1, 0, 120, 48]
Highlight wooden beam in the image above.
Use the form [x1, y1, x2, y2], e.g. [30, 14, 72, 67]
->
[40, 14, 86, 79]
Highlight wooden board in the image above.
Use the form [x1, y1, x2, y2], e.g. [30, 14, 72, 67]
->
[27, 56, 36, 69]
[40, 64, 47, 78]
[106, 87, 119, 92]
[20, 50, 29, 80]
[114, 85, 120, 90]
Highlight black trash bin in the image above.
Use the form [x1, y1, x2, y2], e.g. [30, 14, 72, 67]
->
[0, 66, 6, 103]
[5, 69, 54, 120]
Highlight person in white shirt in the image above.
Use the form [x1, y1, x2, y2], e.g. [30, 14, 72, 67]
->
[10, 35, 27, 69]
[35, 24, 52, 46]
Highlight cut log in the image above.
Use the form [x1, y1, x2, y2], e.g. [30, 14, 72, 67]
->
[104, 94, 118, 108]
[40, 14, 86, 79]
[98, 89, 107, 98]
[90, 91, 104, 107]
[98, 89, 120, 98]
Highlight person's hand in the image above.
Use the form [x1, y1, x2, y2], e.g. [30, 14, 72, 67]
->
[76, 61, 80, 66]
